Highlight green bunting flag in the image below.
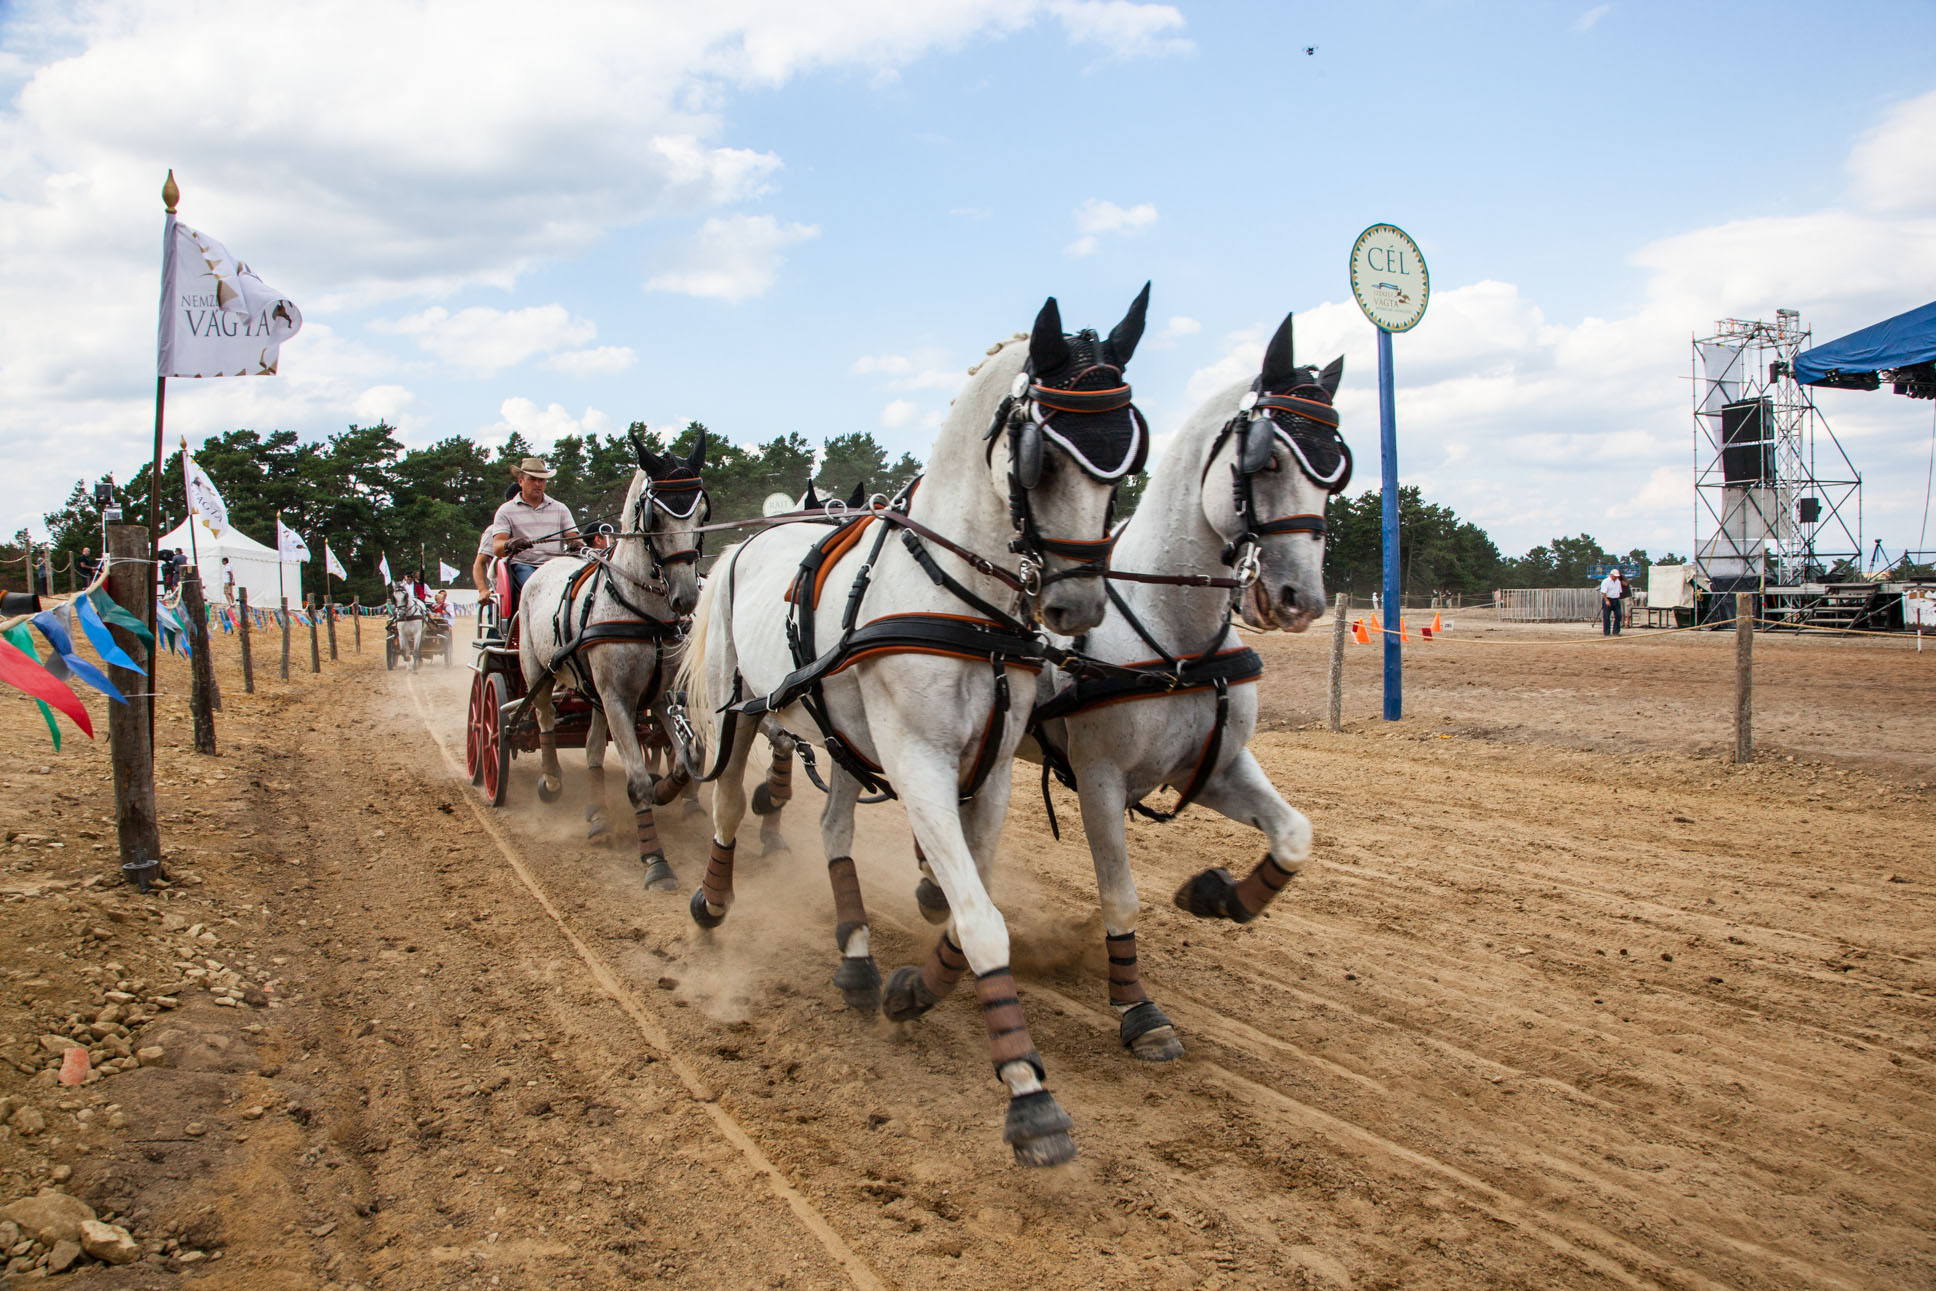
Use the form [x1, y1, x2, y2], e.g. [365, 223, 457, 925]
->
[1, 625, 60, 750]
[87, 589, 155, 647]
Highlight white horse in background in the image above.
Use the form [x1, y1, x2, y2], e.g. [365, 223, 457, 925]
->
[516, 433, 708, 890]
[677, 288, 1152, 1167]
[389, 581, 427, 672]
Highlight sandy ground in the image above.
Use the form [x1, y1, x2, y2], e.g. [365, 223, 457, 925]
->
[0, 609, 1930, 1290]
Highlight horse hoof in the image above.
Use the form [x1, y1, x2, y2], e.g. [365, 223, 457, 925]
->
[832, 955, 882, 1011]
[689, 886, 726, 930]
[750, 783, 779, 816]
[1173, 867, 1250, 922]
[914, 877, 951, 925]
[760, 827, 790, 858]
[1120, 1001, 1184, 1062]
[1004, 1091, 1076, 1167]
[640, 855, 677, 892]
[881, 965, 939, 1022]
[537, 776, 563, 804]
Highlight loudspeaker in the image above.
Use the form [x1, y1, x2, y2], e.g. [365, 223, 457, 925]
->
[1720, 399, 1773, 483]
[1797, 496, 1821, 524]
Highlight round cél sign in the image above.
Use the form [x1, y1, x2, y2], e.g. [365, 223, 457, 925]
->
[1350, 224, 1429, 333]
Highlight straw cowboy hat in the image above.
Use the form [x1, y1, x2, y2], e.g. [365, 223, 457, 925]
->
[516, 456, 555, 479]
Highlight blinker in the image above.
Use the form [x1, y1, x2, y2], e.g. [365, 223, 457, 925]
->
[1014, 420, 1045, 490]
[1239, 417, 1275, 475]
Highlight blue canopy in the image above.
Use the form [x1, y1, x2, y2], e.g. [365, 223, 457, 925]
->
[1793, 299, 1936, 388]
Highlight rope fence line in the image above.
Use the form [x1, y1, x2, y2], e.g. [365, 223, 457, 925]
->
[1311, 614, 1933, 650]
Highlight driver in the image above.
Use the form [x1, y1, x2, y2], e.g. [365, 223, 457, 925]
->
[480, 456, 580, 602]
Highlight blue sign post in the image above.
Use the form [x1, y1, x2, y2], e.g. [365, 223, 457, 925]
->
[1350, 224, 1429, 721]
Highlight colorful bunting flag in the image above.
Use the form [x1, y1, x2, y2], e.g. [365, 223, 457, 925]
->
[30, 612, 125, 703]
[73, 596, 145, 674]
[0, 636, 92, 738]
[86, 589, 155, 647]
[2, 625, 61, 749]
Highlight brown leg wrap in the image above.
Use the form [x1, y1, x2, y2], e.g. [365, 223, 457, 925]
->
[703, 838, 736, 908]
[920, 933, 970, 1000]
[539, 730, 560, 773]
[976, 968, 1043, 1079]
[767, 745, 793, 805]
[634, 807, 661, 858]
[827, 856, 868, 952]
[653, 764, 691, 804]
[1105, 931, 1148, 1006]
[1232, 850, 1299, 918]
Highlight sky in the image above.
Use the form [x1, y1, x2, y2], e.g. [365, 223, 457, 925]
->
[3, 0, 1935, 563]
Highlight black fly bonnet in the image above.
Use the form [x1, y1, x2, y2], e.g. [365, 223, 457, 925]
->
[628, 428, 710, 575]
[1204, 312, 1349, 567]
[984, 287, 1152, 590]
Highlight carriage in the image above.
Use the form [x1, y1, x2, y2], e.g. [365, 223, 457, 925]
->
[384, 603, 453, 669]
[461, 557, 675, 806]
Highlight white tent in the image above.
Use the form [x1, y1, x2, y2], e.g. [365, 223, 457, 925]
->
[156, 516, 304, 608]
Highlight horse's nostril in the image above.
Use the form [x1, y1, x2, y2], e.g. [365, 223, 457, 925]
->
[1281, 585, 1298, 607]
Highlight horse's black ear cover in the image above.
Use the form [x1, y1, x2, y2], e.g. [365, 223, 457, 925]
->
[1029, 297, 1071, 374]
[1106, 281, 1151, 367]
[1318, 354, 1345, 397]
[845, 480, 866, 508]
[1015, 421, 1045, 490]
[1260, 312, 1299, 391]
[630, 426, 666, 475]
[802, 481, 821, 510]
[686, 428, 707, 472]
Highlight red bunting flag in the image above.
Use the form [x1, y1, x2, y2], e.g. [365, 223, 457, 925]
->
[0, 637, 93, 738]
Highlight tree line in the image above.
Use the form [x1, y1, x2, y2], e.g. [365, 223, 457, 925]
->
[29, 425, 1667, 605]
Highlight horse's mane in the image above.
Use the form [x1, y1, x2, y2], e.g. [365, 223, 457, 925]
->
[963, 332, 1028, 380]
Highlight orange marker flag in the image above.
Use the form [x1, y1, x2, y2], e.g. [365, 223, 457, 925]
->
[1366, 612, 1382, 636]
[1400, 618, 1411, 642]
[1430, 611, 1443, 634]
[1352, 618, 1369, 644]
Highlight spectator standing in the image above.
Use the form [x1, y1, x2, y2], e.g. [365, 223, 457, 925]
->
[1599, 569, 1625, 636]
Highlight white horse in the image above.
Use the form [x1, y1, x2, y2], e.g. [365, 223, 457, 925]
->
[389, 582, 427, 672]
[677, 289, 1151, 1167]
[912, 312, 1346, 1063]
[518, 433, 707, 890]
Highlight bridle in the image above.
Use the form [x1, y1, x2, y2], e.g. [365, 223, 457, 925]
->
[983, 331, 1149, 600]
[1202, 370, 1350, 579]
[619, 469, 707, 594]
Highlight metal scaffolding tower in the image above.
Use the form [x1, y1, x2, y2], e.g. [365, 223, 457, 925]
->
[1692, 311, 1862, 606]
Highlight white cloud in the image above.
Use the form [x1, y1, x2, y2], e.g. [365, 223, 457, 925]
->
[1049, 2, 1191, 58]
[1848, 89, 1936, 216]
[852, 353, 914, 375]
[352, 384, 423, 436]
[852, 349, 965, 395]
[371, 304, 596, 376]
[1574, 5, 1612, 32]
[544, 346, 638, 377]
[481, 398, 616, 452]
[645, 214, 820, 302]
[1065, 197, 1157, 256]
[880, 399, 919, 429]
[1148, 314, 1200, 347]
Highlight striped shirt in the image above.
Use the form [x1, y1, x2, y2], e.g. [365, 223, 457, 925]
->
[483, 495, 578, 566]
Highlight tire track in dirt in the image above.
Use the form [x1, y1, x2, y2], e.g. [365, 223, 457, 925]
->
[405, 674, 888, 1291]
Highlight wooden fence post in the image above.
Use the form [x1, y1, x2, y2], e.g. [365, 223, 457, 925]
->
[105, 527, 163, 879]
[352, 597, 361, 652]
[1734, 591, 1753, 764]
[179, 571, 218, 754]
[237, 588, 254, 694]
[326, 596, 338, 660]
[1328, 592, 1348, 732]
[280, 596, 291, 680]
[307, 594, 321, 673]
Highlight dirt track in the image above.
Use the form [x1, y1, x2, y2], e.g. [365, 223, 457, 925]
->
[1, 614, 1932, 1289]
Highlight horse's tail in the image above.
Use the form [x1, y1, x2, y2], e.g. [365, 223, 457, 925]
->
[674, 547, 737, 771]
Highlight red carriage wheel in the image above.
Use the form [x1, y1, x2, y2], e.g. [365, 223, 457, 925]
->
[480, 672, 512, 807]
[464, 671, 486, 785]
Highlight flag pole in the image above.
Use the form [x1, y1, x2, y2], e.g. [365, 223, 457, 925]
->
[149, 170, 178, 747]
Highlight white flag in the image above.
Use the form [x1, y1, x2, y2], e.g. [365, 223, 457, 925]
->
[437, 560, 460, 583]
[378, 554, 392, 585]
[157, 215, 302, 378]
[324, 542, 347, 581]
[181, 437, 230, 536]
[276, 517, 310, 562]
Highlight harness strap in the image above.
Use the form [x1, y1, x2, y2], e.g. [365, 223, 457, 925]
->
[1129, 677, 1231, 823]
